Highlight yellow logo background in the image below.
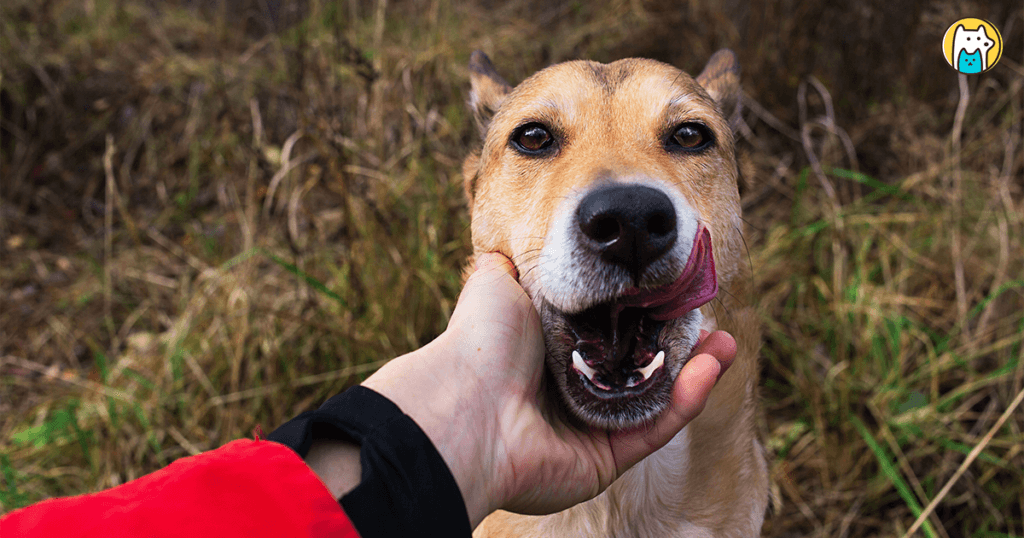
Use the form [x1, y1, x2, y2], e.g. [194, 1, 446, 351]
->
[942, 18, 1003, 73]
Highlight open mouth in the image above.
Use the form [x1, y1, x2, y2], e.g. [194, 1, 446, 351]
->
[566, 302, 669, 393]
[546, 225, 718, 427]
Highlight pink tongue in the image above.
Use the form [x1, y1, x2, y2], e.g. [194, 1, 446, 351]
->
[617, 225, 718, 321]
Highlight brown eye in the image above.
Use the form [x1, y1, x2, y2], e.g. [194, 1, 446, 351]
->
[511, 123, 555, 154]
[670, 123, 711, 150]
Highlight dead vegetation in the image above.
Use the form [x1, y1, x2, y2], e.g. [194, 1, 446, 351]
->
[1, 0, 1022, 536]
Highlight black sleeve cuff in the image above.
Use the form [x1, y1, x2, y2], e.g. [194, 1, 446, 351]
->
[268, 386, 472, 538]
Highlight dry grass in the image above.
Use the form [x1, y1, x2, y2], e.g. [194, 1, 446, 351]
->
[1, 1, 1022, 536]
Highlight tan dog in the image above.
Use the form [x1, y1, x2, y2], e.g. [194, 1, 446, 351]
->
[462, 50, 768, 537]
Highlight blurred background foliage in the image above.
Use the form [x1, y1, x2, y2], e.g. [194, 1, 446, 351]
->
[1, 0, 1022, 536]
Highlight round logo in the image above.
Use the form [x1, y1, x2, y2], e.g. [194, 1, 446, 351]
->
[942, 18, 1003, 74]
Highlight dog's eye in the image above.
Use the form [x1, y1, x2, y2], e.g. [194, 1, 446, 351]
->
[511, 123, 555, 154]
[668, 123, 712, 151]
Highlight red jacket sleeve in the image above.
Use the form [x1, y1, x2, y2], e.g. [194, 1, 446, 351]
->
[0, 439, 359, 538]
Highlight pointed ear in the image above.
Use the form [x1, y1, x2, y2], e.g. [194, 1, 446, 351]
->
[696, 49, 741, 120]
[468, 51, 511, 136]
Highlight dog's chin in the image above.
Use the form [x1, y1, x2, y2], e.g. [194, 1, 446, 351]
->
[540, 299, 704, 430]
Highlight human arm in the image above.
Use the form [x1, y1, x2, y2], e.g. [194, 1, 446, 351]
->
[304, 252, 736, 527]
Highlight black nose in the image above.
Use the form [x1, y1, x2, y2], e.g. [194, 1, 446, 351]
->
[576, 184, 677, 280]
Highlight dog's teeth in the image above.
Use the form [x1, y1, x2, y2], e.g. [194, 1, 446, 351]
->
[637, 350, 665, 382]
[572, 350, 598, 381]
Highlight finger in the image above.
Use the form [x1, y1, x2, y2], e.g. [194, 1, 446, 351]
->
[670, 353, 722, 422]
[454, 252, 524, 312]
[474, 251, 519, 279]
[609, 353, 722, 473]
[450, 252, 542, 346]
[689, 330, 737, 379]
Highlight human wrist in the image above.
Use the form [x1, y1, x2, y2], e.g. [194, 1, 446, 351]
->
[361, 337, 499, 527]
[267, 386, 473, 536]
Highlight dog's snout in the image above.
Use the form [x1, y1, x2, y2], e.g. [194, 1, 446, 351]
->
[576, 185, 677, 278]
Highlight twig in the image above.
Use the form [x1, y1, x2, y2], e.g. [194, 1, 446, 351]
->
[203, 359, 389, 409]
[3, 355, 136, 403]
[797, 78, 839, 208]
[168, 426, 203, 456]
[103, 134, 116, 338]
[901, 386, 1024, 538]
[742, 91, 801, 142]
[145, 227, 209, 272]
[249, 97, 264, 149]
[287, 175, 320, 253]
[263, 130, 310, 216]
[949, 74, 970, 341]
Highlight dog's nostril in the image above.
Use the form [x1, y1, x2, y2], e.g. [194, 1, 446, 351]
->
[587, 216, 621, 244]
[648, 213, 674, 237]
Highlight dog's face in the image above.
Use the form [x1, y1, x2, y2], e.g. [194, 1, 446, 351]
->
[463, 51, 744, 429]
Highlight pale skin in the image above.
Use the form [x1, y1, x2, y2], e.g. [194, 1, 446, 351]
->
[305, 252, 737, 529]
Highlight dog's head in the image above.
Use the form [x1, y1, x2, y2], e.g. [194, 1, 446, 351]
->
[462, 51, 743, 429]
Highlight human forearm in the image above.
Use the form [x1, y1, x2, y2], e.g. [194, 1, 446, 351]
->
[303, 339, 495, 526]
[359, 337, 498, 528]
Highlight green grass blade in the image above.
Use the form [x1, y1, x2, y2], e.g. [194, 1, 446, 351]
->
[0, 454, 31, 510]
[967, 280, 1024, 320]
[830, 167, 917, 202]
[261, 249, 348, 308]
[850, 416, 939, 538]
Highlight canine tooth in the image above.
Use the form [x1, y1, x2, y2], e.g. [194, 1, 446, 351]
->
[572, 350, 598, 381]
[637, 350, 665, 382]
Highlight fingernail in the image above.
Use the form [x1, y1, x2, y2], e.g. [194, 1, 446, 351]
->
[475, 253, 494, 270]
[475, 252, 519, 280]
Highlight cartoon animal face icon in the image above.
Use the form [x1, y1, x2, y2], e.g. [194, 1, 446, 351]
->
[958, 49, 983, 74]
[953, 24, 995, 72]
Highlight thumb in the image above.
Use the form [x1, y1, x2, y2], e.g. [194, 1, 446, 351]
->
[474, 252, 519, 278]
[609, 331, 736, 473]
[451, 252, 533, 325]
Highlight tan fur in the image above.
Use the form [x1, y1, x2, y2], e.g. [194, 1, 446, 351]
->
[463, 51, 768, 537]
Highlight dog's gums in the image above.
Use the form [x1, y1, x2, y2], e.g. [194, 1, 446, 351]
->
[571, 349, 665, 390]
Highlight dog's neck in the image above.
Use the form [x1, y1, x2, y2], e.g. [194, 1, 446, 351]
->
[532, 429, 702, 537]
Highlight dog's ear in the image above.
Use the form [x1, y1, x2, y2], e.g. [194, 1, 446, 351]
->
[696, 49, 740, 120]
[468, 51, 511, 136]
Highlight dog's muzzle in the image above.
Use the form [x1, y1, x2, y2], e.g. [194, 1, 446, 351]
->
[563, 225, 717, 394]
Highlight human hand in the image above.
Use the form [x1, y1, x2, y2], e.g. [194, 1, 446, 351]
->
[363, 252, 735, 527]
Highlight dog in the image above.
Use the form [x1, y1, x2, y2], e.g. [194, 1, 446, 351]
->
[460, 49, 769, 537]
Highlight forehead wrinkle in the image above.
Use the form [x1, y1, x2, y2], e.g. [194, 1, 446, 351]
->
[513, 94, 581, 130]
[584, 62, 611, 93]
[668, 93, 701, 109]
[615, 71, 709, 116]
[664, 90, 724, 129]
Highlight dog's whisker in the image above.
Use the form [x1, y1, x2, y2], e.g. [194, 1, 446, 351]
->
[738, 215, 763, 233]
[516, 265, 544, 285]
[709, 299, 721, 327]
[717, 285, 739, 303]
[734, 222, 756, 290]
